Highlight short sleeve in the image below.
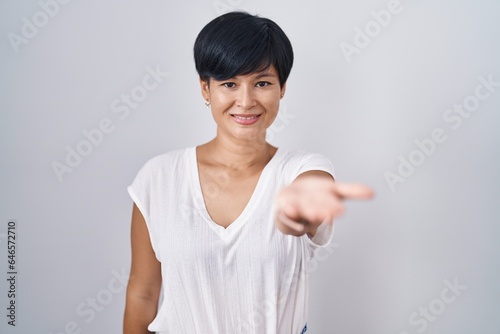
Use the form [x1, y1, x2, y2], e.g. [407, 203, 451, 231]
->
[293, 152, 336, 251]
[127, 159, 159, 255]
[294, 152, 335, 181]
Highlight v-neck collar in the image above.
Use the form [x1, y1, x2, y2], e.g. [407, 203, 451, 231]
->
[190, 145, 281, 237]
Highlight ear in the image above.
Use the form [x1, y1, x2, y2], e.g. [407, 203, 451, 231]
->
[199, 77, 210, 102]
[280, 82, 287, 99]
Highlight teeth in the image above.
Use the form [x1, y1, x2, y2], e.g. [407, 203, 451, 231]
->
[234, 115, 257, 120]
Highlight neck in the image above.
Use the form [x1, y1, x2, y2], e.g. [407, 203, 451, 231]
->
[203, 135, 275, 171]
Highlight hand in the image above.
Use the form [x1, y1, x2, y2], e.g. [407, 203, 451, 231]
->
[274, 175, 374, 237]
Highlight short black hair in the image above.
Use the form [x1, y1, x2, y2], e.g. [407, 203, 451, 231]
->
[194, 11, 293, 87]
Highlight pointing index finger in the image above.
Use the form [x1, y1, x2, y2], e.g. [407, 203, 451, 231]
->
[331, 182, 374, 200]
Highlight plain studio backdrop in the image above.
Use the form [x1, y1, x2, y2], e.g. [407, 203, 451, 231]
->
[1, 0, 499, 333]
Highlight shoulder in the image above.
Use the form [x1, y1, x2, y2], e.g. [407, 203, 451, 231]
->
[275, 147, 335, 182]
[142, 146, 192, 170]
[277, 147, 332, 165]
[131, 147, 192, 183]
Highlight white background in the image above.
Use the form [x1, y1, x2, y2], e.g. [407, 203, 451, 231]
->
[1, 0, 499, 333]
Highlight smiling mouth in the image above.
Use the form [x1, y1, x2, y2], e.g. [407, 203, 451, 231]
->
[230, 114, 262, 120]
[230, 113, 262, 125]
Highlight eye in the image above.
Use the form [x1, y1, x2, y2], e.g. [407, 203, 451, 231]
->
[222, 82, 236, 88]
[256, 81, 271, 88]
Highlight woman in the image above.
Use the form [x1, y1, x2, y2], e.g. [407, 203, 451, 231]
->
[123, 11, 372, 334]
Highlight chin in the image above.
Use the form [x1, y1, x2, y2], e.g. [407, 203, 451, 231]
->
[231, 130, 266, 142]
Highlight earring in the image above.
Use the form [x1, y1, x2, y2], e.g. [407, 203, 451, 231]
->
[205, 101, 211, 108]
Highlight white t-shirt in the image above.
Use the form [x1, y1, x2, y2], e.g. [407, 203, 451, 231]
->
[127, 146, 336, 334]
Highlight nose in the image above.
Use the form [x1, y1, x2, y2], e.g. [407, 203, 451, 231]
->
[236, 85, 257, 110]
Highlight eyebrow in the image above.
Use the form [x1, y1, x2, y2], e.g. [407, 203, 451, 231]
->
[214, 72, 277, 82]
[254, 72, 277, 79]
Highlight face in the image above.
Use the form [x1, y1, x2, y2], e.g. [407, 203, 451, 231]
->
[200, 65, 286, 145]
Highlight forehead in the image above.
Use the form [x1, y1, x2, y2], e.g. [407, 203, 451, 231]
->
[214, 65, 279, 81]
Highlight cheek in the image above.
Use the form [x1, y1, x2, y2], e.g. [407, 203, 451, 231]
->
[213, 94, 233, 108]
[263, 103, 280, 125]
[262, 91, 281, 108]
[266, 99, 281, 114]
[208, 96, 228, 113]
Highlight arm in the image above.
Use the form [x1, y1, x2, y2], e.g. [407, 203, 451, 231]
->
[274, 170, 373, 237]
[123, 203, 162, 334]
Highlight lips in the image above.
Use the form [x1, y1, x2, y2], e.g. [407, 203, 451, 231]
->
[230, 113, 262, 125]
